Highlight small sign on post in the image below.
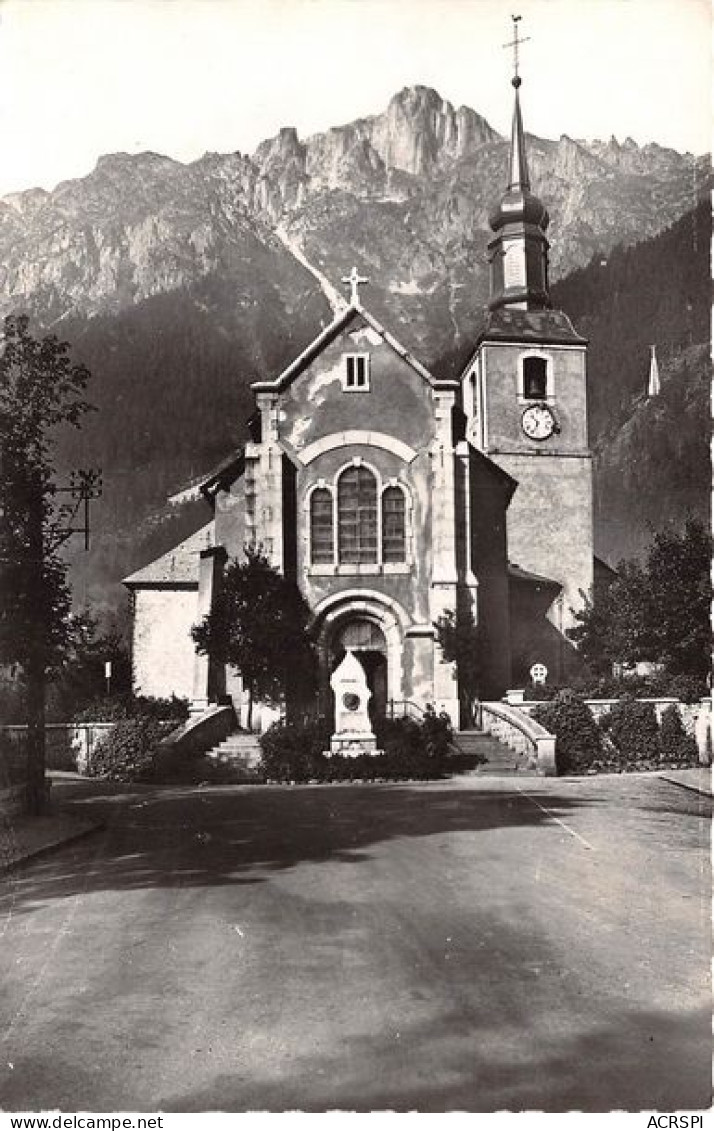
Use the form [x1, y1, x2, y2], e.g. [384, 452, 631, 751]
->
[530, 662, 548, 686]
[105, 660, 112, 697]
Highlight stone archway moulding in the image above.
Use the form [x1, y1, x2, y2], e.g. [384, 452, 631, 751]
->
[313, 589, 410, 704]
[297, 431, 418, 466]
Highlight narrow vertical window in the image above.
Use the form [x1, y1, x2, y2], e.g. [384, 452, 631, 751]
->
[338, 466, 377, 563]
[343, 354, 370, 391]
[310, 488, 334, 564]
[382, 486, 406, 563]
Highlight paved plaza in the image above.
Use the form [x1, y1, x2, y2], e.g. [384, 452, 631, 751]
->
[0, 773, 710, 1112]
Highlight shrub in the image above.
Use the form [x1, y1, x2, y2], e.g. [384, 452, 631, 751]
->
[531, 690, 603, 775]
[666, 674, 709, 705]
[658, 704, 699, 764]
[73, 694, 189, 725]
[374, 717, 423, 759]
[421, 704, 453, 759]
[602, 696, 660, 764]
[259, 713, 449, 783]
[258, 719, 330, 783]
[85, 717, 174, 782]
[0, 732, 29, 786]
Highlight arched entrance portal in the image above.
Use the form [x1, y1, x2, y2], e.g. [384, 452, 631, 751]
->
[329, 618, 388, 721]
[314, 592, 408, 726]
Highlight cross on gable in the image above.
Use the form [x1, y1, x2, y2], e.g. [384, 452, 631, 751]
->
[341, 266, 369, 305]
[503, 14, 530, 83]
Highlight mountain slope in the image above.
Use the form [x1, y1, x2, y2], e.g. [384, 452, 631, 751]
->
[0, 84, 707, 610]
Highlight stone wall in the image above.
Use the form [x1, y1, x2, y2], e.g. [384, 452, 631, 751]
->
[132, 587, 199, 700]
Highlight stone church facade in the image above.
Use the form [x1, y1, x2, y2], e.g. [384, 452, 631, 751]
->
[125, 75, 595, 728]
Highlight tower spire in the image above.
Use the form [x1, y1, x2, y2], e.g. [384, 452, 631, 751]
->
[487, 16, 550, 312]
[508, 83, 531, 192]
[504, 15, 531, 191]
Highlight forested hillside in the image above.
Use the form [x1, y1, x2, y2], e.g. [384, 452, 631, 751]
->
[550, 199, 710, 564]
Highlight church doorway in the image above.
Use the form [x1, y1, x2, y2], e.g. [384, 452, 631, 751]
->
[328, 617, 388, 721]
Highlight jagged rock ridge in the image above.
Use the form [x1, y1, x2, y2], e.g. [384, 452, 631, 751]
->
[0, 85, 708, 607]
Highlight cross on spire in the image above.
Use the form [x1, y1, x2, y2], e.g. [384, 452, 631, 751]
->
[503, 14, 530, 86]
[342, 266, 369, 305]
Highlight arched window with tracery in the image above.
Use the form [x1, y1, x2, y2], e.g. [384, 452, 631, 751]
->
[310, 488, 334, 564]
[381, 486, 406, 563]
[337, 465, 378, 563]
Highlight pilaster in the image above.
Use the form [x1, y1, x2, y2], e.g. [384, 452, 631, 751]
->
[191, 546, 227, 712]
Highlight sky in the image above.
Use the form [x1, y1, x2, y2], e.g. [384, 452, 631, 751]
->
[0, 0, 710, 197]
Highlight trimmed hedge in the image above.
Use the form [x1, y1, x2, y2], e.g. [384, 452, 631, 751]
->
[531, 690, 603, 775]
[523, 673, 708, 704]
[258, 712, 451, 783]
[85, 716, 175, 782]
[73, 694, 189, 725]
[600, 697, 660, 765]
[658, 703, 699, 764]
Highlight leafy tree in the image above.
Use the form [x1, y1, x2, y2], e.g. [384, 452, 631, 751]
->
[191, 546, 317, 730]
[644, 520, 711, 678]
[569, 519, 712, 681]
[433, 606, 483, 726]
[0, 314, 92, 811]
[568, 559, 650, 674]
[46, 609, 131, 721]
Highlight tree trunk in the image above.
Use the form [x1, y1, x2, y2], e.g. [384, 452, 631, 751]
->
[25, 480, 47, 815]
[25, 652, 47, 815]
[246, 684, 254, 733]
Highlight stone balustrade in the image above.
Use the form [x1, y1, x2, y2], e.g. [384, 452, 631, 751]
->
[478, 701, 556, 776]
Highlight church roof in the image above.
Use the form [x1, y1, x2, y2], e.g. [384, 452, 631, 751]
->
[477, 306, 587, 347]
[508, 562, 562, 590]
[468, 443, 518, 503]
[251, 303, 458, 394]
[123, 521, 215, 588]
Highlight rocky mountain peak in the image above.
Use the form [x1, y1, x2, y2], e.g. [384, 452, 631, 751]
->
[254, 126, 306, 167]
[369, 84, 499, 176]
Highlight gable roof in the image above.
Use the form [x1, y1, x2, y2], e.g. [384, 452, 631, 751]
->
[251, 303, 458, 395]
[123, 521, 215, 588]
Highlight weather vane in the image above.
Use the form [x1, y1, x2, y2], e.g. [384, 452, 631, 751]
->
[503, 14, 530, 85]
[341, 266, 369, 305]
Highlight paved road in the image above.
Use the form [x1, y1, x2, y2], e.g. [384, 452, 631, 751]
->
[0, 774, 710, 1112]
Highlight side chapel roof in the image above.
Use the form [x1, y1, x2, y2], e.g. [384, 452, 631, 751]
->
[123, 521, 215, 587]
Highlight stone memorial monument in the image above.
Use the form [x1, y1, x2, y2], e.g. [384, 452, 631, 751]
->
[329, 650, 379, 756]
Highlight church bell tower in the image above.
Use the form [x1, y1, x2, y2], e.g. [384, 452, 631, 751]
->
[462, 19, 594, 670]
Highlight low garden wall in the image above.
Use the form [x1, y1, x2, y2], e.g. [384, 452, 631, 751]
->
[0, 723, 117, 775]
[512, 696, 711, 763]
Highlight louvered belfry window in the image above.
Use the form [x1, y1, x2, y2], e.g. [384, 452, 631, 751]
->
[381, 486, 406, 563]
[523, 356, 548, 400]
[337, 466, 378, 563]
[310, 488, 334, 564]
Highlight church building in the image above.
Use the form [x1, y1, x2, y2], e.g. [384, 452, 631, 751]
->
[124, 67, 594, 729]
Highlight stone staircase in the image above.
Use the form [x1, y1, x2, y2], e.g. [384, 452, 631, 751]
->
[450, 729, 527, 774]
[204, 727, 531, 779]
[205, 731, 262, 776]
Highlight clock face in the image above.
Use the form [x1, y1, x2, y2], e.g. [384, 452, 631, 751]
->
[522, 403, 556, 440]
